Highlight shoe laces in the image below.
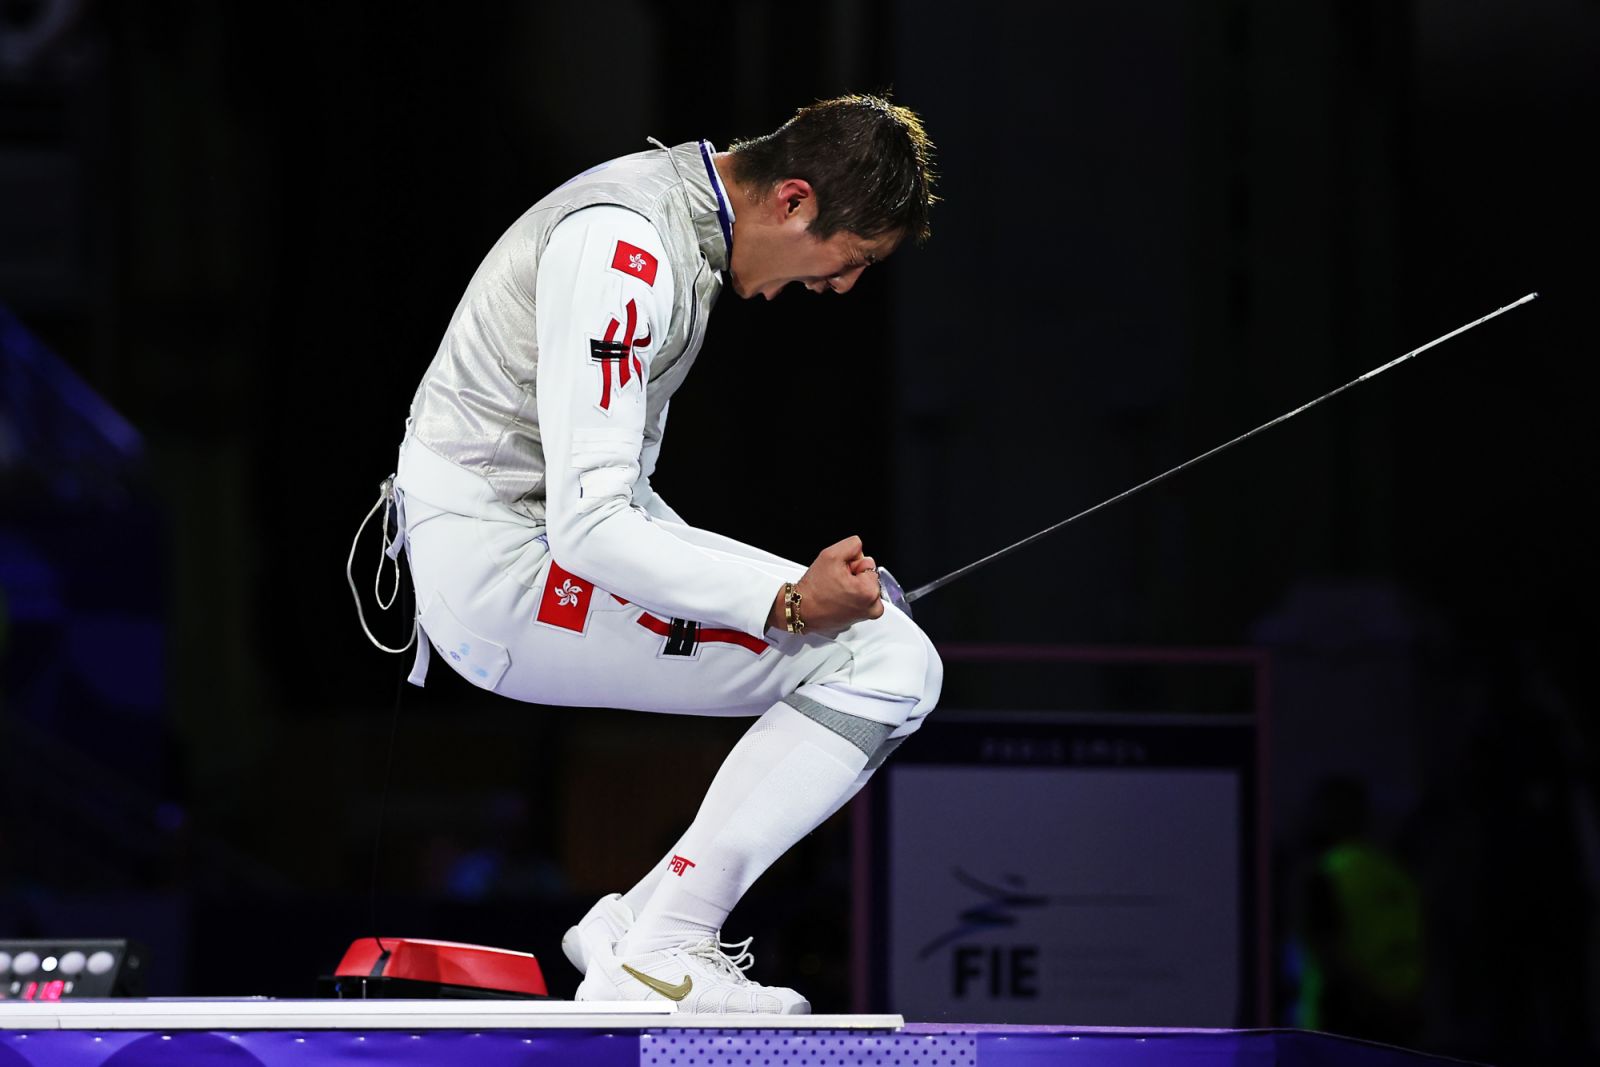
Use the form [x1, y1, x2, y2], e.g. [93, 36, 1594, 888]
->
[718, 935, 756, 973]
[683, 936, 756, 981]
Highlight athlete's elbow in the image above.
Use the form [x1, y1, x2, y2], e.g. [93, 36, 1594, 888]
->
[544, 520, 594, 576]
[544, 502, 627, 581]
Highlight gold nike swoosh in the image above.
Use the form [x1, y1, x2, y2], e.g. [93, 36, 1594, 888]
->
[621, 963, 692, 1001]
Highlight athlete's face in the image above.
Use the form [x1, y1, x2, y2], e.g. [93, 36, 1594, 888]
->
[727, 180, 900, 301]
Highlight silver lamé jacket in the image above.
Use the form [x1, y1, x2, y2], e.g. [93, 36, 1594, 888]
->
[405, 140, 729, 524]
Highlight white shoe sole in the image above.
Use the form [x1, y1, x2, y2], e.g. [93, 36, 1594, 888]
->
[575, 948, 810, 1015]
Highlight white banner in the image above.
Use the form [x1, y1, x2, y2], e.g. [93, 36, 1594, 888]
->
[885, 765, 1240, 1025]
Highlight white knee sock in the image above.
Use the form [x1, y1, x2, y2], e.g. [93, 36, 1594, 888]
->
[616, 728, 917, 934]
[617, 701, 870, 957]
[617, 767, 874, 929]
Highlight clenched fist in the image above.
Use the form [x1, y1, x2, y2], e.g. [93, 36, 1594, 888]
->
[768, 535, 886, 636]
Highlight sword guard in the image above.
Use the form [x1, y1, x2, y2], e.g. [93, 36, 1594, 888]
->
[877, 566, 911, 617]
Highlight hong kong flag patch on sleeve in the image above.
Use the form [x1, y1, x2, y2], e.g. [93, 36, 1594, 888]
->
[535, 561, 595, 634]
[610, 241, 658, 287]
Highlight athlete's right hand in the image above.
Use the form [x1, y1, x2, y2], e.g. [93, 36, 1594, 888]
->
[770, 536, 886, 636]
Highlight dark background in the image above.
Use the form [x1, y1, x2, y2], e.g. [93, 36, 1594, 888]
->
[1, 1, 1596, 1063]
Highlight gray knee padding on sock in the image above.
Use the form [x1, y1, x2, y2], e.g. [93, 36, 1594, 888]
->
[864, 735, 907, 772]
[782, 693, 894, 757]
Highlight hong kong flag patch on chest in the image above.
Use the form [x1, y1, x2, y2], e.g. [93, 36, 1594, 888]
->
[611, 241, 658, 286]
[536, 561, 596, 634]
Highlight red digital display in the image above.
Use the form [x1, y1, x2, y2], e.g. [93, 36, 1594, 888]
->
[15, 980, 68, 1000]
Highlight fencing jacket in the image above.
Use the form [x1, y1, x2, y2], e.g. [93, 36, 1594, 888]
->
[400, 140, 777, 639]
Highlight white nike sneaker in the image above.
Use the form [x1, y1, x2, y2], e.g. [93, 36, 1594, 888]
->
[561, 893, 634, 975]
[575, 936, 810, 1014]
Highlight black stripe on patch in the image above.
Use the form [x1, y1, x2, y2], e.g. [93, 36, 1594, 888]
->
[663, 618, 700, 657]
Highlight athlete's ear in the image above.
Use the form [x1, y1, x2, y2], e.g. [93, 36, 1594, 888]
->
[772, 178, 815, 224]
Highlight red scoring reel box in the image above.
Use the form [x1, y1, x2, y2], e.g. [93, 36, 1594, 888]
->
[323, 938, 548, 999]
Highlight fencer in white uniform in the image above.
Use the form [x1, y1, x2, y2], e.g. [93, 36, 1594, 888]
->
[371, 98, 940, 1014]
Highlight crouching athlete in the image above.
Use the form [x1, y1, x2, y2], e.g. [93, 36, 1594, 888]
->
[372, 94, 941, 1014]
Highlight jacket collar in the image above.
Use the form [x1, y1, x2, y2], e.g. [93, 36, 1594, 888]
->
[654, 139, 730, 274]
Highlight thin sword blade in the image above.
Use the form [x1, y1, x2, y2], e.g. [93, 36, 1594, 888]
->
[905, 292, 1538, 604]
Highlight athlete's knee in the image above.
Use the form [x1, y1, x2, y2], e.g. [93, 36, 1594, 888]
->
[883, 610, 942, 722]
[910, 630, 943, 721]
[796, 609, 941, 730]
[874, 626, 939, 742]
[869, 607, 941, 701]
[868, 644, 940, 764]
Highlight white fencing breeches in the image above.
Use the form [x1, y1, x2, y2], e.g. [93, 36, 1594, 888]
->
[397, 482, 942, 734]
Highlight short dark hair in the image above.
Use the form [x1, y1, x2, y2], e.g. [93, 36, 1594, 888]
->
[728, 93, 938, 245]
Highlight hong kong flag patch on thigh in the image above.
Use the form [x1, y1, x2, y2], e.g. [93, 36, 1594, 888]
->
[610, 240, 658, 286]
[535, 561, 595, 634]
